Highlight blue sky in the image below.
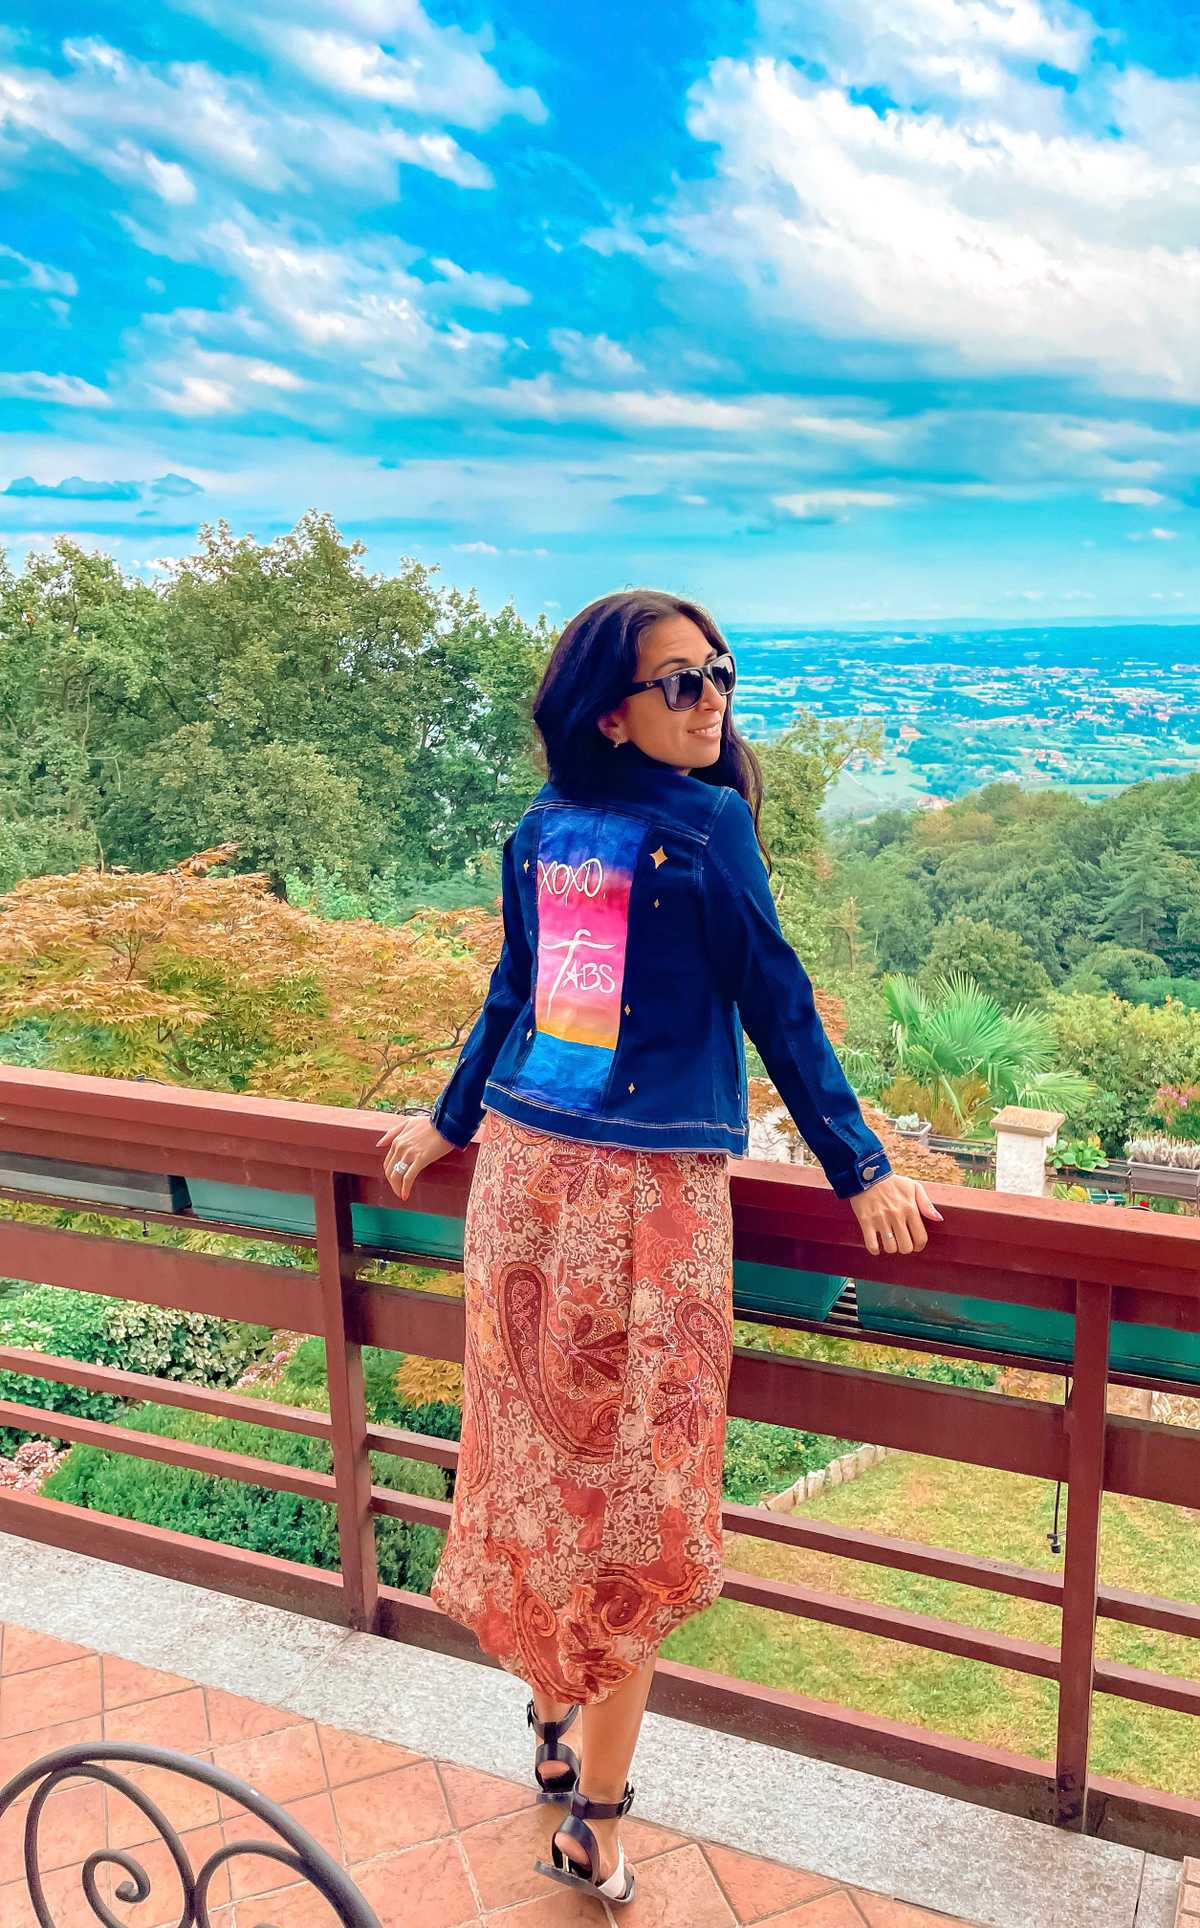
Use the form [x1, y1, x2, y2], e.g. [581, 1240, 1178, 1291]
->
[1, 0, 1198, 624]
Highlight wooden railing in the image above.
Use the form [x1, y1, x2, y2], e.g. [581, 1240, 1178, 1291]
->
[0, 1067, 1198, 1861]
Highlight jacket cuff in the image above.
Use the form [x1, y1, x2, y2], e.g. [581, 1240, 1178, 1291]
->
[429, 1101, 478, 1149]
[828, 1150, 893, 1199]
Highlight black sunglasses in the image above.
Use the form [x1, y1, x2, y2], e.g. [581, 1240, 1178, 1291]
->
[625, 650, 736, 712]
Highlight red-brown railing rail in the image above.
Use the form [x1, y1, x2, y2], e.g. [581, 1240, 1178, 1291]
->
[0, 1067, 1198, 1861]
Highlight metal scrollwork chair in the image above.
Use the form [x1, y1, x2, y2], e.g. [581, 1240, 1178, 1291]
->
[0, 1740, 384, 1927]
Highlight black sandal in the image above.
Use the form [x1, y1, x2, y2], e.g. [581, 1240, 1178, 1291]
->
[527, 1697, 581, 1803]
[533, 1780, 637, 1904]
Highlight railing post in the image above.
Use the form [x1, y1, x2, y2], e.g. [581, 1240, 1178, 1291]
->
[311, 1169, 379, 1634]
[1054, 1279, 1112, 1830]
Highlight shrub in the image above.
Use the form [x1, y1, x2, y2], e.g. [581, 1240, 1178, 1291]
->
[0, 1286, 264, 1455]
[722, 1418, 859, 1505]
[896, 1357, 999, 1390]
[43, 1403, 447, 1594]
[278, 1337, 462, 1441]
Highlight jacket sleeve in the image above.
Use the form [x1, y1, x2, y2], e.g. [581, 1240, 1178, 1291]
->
[704, 790, 893, 1200]
[428, 829, 533, 1149]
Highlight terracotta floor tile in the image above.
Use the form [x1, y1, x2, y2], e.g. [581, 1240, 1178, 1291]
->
[316, 1723, 424, 1787]
[105, 1753, 220, 1850]
[0, 1657, 102, 1737]
[482, 1886, 602, 1924]
[0, 1859, 113, 1928]
[458, 1801, 566, 1914]
[227, 1790, 341, 1900]
[618, 1815, 691, 1864]
[853, 1897, 969, 1926]
[205, 1687, 311, 1746]
[101, 1655, 193, 1711]
[758, 1896, 868, 1927]
[437, 1760, 537, 1829]
[0, 1780, 105, 1885]
[614, 1840, 735, 1926]
[228, 1872, 372, 1928]
[0, 1718, 100, 1805]
[103, 1686, 209, 1750]
[98, 1822, 230, 1928]
[350, 1837, 479, 1928]
[212, 1722, 327, 1809]
[702, 1841, 840, 1922]
[333, 1760, 452, 1862]
[0, 1628, 91, 1676]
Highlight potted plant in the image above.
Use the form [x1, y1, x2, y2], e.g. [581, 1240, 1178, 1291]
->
[892, 1111, 932, 1146]
[1124, 1133, 1200, 1203]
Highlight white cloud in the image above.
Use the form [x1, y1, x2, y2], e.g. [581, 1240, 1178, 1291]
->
[145, 349, 306, 416]
[452, 540, 550, 556]
[585, 7, 1200, 401]
[427, 259, 531, 312]
[1101, 487, 1167, 507]
[549, 330, 644, 384]
[0, 245, 77, 298]
[788, 411, 899, 448]
[481, 375, 761, 431]
[774, 489, 906, 518]
[261, 20, 545, 131]
[119, 212, 516, 416]
[109, 140, 197, 205]
[0, 31, 502, 209]
[757, 0, 1095, 117]
[0, 371, 109, 406]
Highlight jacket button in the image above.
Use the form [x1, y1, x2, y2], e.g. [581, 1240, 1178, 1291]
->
[624, 1003, 631, 1015]
[628, 1082, 636, 1093]
[653, 897, 660, 908]
[526, 1028, 533, 1039]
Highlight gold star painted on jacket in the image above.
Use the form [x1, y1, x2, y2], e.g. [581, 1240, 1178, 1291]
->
[650, 845, 668, 867]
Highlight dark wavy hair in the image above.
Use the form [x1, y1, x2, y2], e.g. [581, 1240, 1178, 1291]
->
[531, 589, 771, 864]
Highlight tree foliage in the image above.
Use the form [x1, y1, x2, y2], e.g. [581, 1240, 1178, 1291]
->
[0, 843, 510, 1108]
[0, 516, 551, 896]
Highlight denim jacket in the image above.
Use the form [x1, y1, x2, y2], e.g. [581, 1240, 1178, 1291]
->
[428, 740, 893, 1198]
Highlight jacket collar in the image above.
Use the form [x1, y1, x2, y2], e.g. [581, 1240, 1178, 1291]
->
[601, 740, 695, 793]
[545, 738, 718, 806]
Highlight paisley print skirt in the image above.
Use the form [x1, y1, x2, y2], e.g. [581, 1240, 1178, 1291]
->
[429, 1106, 734, 1706]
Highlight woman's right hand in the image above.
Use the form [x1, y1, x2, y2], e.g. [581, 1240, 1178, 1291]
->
[374, 1114, 458, 1201]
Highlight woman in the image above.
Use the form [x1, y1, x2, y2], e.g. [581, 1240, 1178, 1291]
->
[376, 589, 943, 1906]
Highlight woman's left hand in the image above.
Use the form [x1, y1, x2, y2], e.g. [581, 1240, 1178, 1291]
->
[848, 1172, 944, 1256]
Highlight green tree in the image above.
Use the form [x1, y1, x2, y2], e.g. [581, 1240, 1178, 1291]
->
[754, 712, 884, 963]
[1064, 943, 1166, 1001]
[860, 870, 937, 975]
[0, 517, 551, 898]
[921, 917, 1052, 1012]
[1045, 990, 1200, 1154]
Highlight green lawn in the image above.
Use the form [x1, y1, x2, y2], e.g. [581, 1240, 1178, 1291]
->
[662, 1447, 1200, 1800]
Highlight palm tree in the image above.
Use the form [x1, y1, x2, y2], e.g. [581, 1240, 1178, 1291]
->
[882, 970, 1094, 1133]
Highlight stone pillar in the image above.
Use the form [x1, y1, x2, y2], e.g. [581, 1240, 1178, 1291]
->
[990, 1105, 1066, 1199]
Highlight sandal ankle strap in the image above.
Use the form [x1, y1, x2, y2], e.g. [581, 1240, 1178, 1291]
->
[526, 1698, 579, 1741]
[570, 1780, 634, 1820]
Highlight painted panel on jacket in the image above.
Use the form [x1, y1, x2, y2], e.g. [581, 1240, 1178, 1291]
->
[513, 806, 648, 1111]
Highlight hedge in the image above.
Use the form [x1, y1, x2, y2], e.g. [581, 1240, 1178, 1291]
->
[43, 1402, 446, 1594]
